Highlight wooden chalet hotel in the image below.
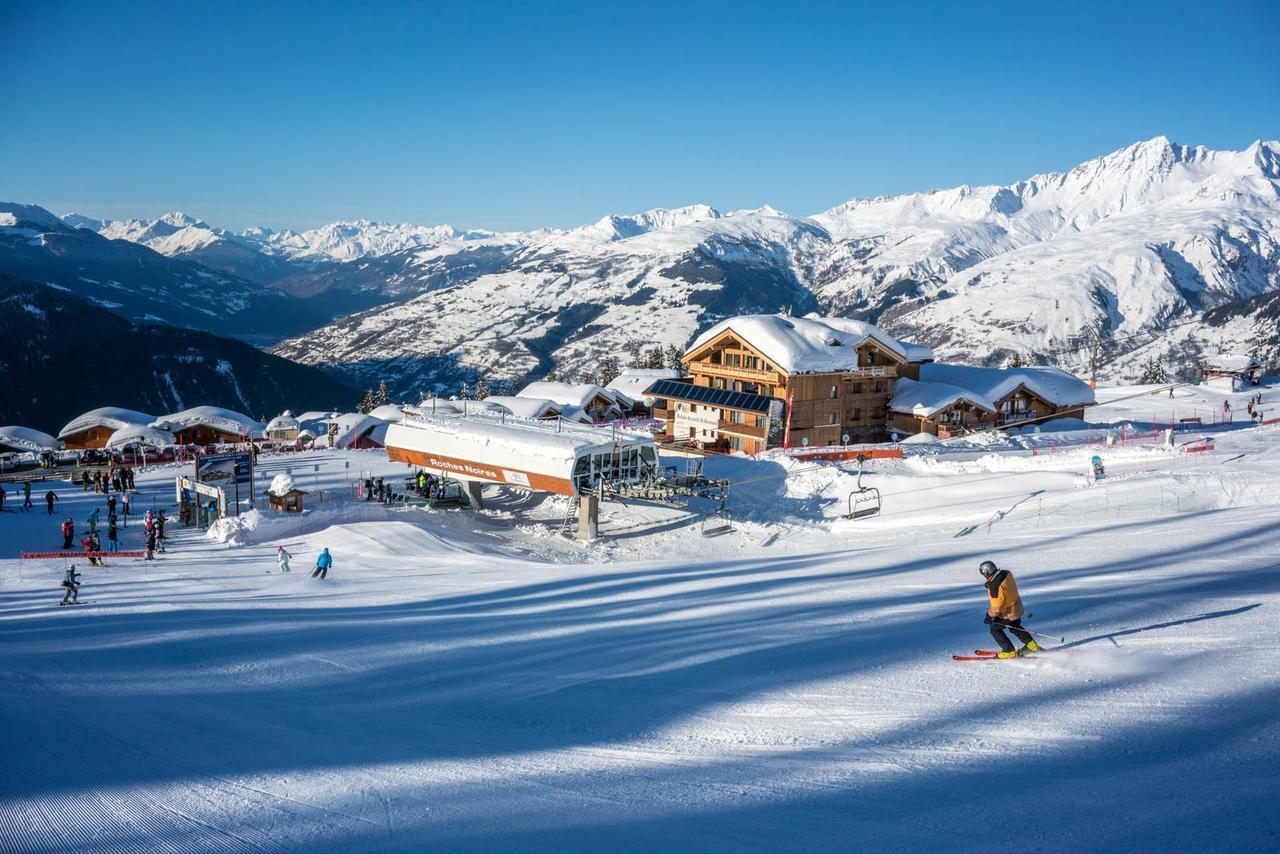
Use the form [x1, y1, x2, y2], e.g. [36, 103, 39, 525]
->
[645, 314, 1094, 452]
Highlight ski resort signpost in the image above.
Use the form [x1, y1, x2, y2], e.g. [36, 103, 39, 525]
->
[194, 451, 254, 516]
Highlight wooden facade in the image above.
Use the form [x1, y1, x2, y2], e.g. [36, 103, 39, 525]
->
[61, 425, 115, 449]
[654, 328, 920, 452]
[172, 425, 247, 446]
[890, 400, 995, 439]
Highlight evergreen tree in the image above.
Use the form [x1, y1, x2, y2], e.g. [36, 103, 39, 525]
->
[1007, 352, 1027, 369]
[357, 388, 376, 413]
[597, 356, 622, 386]
[644, 346, 665, 369]
[475, 377, 491, 399]
[664, 344, 684, 372]
[544, 367, 561, 383]
[459, 381, 472, 400]
[374, 379, 390, 407]
[625, 340, 645, 367]
[1138, 356, 1169, 385]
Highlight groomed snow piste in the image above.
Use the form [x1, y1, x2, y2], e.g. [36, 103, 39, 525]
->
[1, 382, 1277, 852]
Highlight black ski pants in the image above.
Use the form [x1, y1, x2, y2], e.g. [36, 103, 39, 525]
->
[990, 618, 1034, 652]
[312, 565, 328, 579]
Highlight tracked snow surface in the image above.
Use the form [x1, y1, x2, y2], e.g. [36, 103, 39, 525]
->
[1, 381, 1277, 851]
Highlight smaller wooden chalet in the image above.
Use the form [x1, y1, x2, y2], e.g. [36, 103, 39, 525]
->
[150, 406, 265, 446]
[264, 411, 301, 443]
[889, 378, 996, 439]
[516, 382, 624, 422]
[58, 407, 155, 449]
[1201, 354, 1262, 391]
[645, 379, 776, 453]
[891, 364, 1095, 437]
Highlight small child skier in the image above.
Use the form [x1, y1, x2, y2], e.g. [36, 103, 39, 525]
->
[277, 545, 291, 573]
[980, 560, 1040, 659]
[60, 565, 81, 606]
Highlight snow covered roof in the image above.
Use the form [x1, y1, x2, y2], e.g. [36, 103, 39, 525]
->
[606, 368, 679, 402]
[58, 406, 156, 439]
[391, 412, 651, 473]
[265, 412, 300, 433]
[150, 406, 266, 437]
[517, 382, 621, 410]
[368, 404, 409, 422]
[1203, 354, 1261, 373]
[0, 425, 59, 452]
[327, 413, 384, 449]
[483, 396, 562, 419]
[105, 425, 174, 449]
[889, 377, 996, 417]
[920, 364, 1096, 407]
[687, 313, 933, 374]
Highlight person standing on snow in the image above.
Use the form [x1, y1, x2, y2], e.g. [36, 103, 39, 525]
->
[87, 506, 100, 534]
[60, 565, 82, 606]
[122, 492, 131, 526]
[312, 547, 332, 580]
[61, 517, 75, 549]
[276, 545, 291, 573]
[0, 483, 6, 512]
[22, 481, 33, 512]
[980, 560, 1040, 659]
[45, 490, 59, 514]
[145, 525, 158, 561]
[107, 518, 119, 552]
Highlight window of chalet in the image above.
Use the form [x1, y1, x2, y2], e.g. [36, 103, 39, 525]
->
[851, 408, 862, 420]
[826, 413, 837, 425]
[829, 385, 838, 399]
[729, 411, 746, 424]
[873, 382, 886, 393]
[850, 382, 864, 394]
[710, 351, 722, 364]
[754, 414, 767, 428]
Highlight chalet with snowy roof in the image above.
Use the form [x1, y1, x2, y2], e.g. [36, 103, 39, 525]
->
[58, 407, 155, 449]
[1201, 354, 1262, 391]
[649, 314, 934, 452]
[606, 369, 678, 414]
[150, 406, 265, 446]
[264, 411, 301, 443]
[891, 364, 1095, 437]
[0, 425, 58, 454]
[482, 396, 594, 424]
[516, 382, 625, 422]
[327, 413, 390, 449]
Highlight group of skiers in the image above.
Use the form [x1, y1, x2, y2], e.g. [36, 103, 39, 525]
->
[363, 475, 398, 503]
[273, 544, 332, 579]
[413, 470, 444, 499]
[78, 466, 136, 494]
[1223, 393, 1267, 425]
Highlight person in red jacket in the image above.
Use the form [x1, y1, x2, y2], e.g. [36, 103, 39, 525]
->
[980, 560, 1040, 659]
[61, 518, 75, 549]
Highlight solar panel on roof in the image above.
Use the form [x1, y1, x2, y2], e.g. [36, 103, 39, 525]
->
[643, 379, 772, 414]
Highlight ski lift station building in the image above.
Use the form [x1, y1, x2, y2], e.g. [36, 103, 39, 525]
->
[385, 411, 660, 499]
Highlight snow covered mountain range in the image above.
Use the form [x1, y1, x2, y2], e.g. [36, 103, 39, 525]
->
[6, 136, 1279, 396]
[269, 136, 1280, 393]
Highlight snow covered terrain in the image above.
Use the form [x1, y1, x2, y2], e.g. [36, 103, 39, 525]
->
[2, 381, 1277, 851]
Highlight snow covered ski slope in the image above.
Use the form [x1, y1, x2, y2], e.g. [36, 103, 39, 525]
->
[1, 417, 1278, 851]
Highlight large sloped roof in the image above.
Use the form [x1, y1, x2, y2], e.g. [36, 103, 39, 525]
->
[606, 369, 680, 401]
[1203, 354, 1260, 373]
[150, 406, 265, 437]
[517, 382, 620, 410]
[58, 407, 155, 439]
[105, 425, 175, 449]
[0, 425, 59, 452]
[889, 377, 996, 417]
[687, 313, 933, 374]
[920, 364, 1095, 407]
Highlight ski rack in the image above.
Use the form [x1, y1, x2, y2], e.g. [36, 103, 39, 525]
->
[841, 454, 881, 520]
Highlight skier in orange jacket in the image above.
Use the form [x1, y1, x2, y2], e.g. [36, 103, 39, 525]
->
[980, 560, 1040, 659]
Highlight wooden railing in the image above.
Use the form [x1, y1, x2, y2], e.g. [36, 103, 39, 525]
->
[717, 419, 767, 439]
[691, 362, 778, 383]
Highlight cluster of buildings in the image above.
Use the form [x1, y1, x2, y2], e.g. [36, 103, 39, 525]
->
[3, 312, 1267, 465]
[643, 314, 1097, 453]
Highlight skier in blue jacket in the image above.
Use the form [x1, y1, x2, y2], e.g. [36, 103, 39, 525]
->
[312, 547, 332, 580]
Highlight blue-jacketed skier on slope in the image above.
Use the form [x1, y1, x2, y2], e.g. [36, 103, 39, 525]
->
[980, 560, 1040, 659]
[312, 547, 332, 579]
[60, 565, 81, 605]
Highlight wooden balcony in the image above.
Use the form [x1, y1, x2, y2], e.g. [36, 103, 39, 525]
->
[717, 419, 767, 439]
[692, 362, 779, 384]
[839, 366, 897, 379]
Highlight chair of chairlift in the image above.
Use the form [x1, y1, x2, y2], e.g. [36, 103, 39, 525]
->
[842, 454, 882, 520]
[701, 500, 735, 537]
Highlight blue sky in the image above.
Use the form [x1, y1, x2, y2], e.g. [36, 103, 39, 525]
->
[2, 0, 1278, 231]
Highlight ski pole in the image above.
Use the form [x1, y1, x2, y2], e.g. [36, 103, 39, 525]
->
[992, 620, 1065, 644]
